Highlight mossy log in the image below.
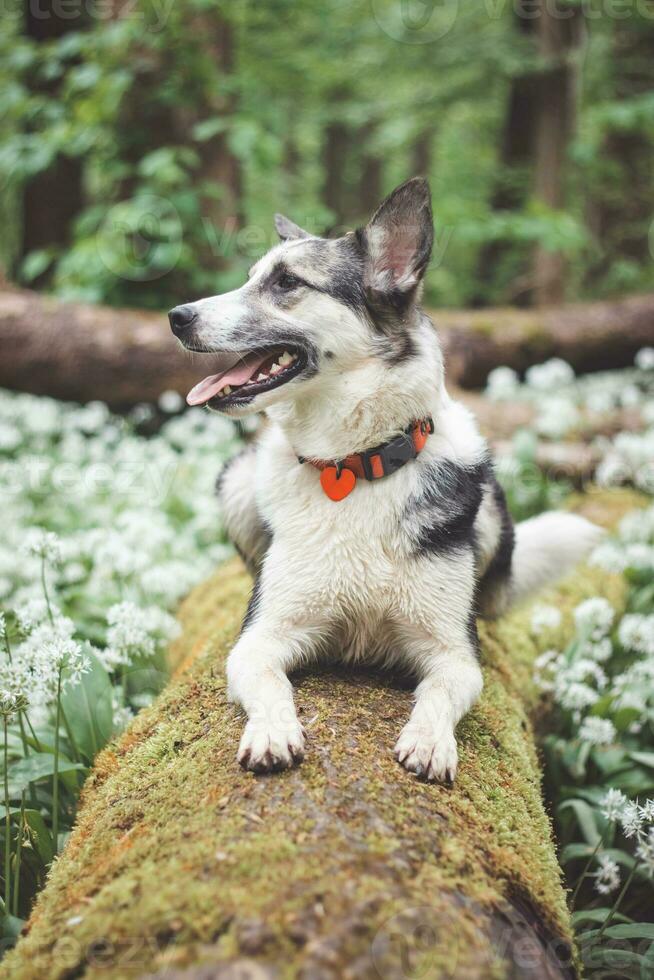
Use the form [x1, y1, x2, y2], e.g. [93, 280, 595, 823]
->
[1, 286, 653, 406]
[4, 492, 643, 980]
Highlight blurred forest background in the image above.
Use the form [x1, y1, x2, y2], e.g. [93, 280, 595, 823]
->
[0, 0, 653, 313]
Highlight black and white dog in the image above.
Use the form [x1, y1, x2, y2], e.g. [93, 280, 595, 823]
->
[169, 178, 600, 783]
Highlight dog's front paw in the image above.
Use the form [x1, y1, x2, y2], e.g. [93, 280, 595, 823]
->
[394, 722, 458, 784]
[237, 718, 305, 774]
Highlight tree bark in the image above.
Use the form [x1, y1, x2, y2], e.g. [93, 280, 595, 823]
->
[1, 287, 652, 406]
[323, 89, 355, 234]
[585, 18, 654, 289]
[530, 2, 583, 306]
[17, 0, 86, 287]
[474, 13, 538, 307]
[4, 489, 638, 980]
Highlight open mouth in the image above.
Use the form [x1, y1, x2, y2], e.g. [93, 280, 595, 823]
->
[186, 345, 306, 408]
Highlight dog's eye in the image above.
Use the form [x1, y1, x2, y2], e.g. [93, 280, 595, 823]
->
[276, 271, 302, 291]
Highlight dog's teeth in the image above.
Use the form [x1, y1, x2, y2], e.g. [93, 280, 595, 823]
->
[257, 373, 267, 382]
[270, 362, 283, 374]
[279, 351, 293, 366]
[223, 385, 231, 395]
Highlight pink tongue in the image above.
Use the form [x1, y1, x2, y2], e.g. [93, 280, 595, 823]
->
[186, 352, 270, 406]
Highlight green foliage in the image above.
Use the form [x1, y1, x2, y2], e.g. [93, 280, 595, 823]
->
[2, 1, 652, 308]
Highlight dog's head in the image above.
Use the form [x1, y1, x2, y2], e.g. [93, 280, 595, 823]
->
[170, 177, 434, 417]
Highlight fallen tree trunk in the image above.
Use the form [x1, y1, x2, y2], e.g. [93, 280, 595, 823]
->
[4, 490, 642, 980]
[438, 292, 654, 388]
[1, 287, 652, 406]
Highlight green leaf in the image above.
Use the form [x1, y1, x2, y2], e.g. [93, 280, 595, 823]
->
[572, 908, 632, 928]
[20, 249, 53, 283]
[23, 809, 54, 864]
[7, 754, 86, 798]
[0, 912, 25, 942]
[561, 842, 595, 864]
[629, 752, 654, 770]
[558, 798, 602, 845]
[61, 652, 114, 762]
[192, 117, 228, 142]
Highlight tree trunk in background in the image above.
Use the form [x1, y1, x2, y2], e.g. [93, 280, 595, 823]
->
[4, 507, 635, 978]
[411, 130, 432, 178]
[585, 18, 654, 288]
[531, 2, 583, 306]
[357, 123, 383, 217]
[194, 16, 244, 241]
[323, 88, 355, 233]
[473, 40, 538, 306]
[18, 1, 86, 287]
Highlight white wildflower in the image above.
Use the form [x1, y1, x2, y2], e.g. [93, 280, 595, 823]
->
[589, 541, 626, 574]
[620, 801, 645, 839]
[574, 598, 614, 641]
[23, 528, 63, 565]
[535, 398, 580, 440]
[635, 347, 654, 371]
[578, 716, 616, 746]
[639, 800, 654, 823]
[530, 604, 562, 635]
[618, 614, 654, 657]
[600, 788, 627, 823]
[104, 601, 179, 668]
[485, 366, 520, 400]
[526, 358, 575, 390]
[594, 854, 621, 895]
[158, 390, 184, 413]
[0, 611, 5, 640]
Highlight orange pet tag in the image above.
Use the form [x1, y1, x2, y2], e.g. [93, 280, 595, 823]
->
[320, 466, 356, 501]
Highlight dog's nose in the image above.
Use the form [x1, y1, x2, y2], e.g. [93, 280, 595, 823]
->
[168, 305, 198, 336]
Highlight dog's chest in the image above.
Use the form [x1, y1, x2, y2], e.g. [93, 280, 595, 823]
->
[258, 446, 415, 606]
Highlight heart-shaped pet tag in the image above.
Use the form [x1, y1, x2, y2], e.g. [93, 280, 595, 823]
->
[320, 466, 356, 501]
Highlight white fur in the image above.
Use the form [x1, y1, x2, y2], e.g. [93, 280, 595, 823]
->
[509, 513, 605, 607]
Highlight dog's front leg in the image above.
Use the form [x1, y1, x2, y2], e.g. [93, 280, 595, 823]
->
[226, 624, 307, 774]
[394, 631, 483, 784]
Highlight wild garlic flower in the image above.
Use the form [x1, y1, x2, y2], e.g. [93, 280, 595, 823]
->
[104, 601, 179, 668]
[578, 717, 616, 746]
[158, 390, 184, 413]
[530, 605, 562, 635]
[639, 800, 654, 823]
[525, 358, 575, 390]
[0, 688, 29, 718]
[618, 614, 654, 658]
[620, 801, 645, 839]
[574, 598, 615, 642]
[635, 347, 654, 371]
[589, 541, 627, 574]
[485, 366, 520, 401]
[600, 788, 627, 823]
[23, 528, 63, 565]
[594, 854, 621, 895]
[0, 611, 5, 641]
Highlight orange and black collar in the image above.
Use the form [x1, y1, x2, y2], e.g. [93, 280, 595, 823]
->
[298, 417, 434, 501]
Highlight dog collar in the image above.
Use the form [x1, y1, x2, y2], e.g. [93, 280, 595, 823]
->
[298, 417, 434, 501]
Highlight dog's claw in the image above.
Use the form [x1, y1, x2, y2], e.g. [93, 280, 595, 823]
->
[237, 718, 306, 774]
[393, 723, 458, 784]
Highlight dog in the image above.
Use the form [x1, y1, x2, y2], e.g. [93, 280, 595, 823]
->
[169, 177, 601, 782]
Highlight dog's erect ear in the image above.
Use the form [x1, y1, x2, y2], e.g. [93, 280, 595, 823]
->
[359, 178, 433, 300]
[274, 213, 311, 241]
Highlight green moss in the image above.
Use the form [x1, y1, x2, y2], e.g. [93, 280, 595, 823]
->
[4, 491, 642, 980]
